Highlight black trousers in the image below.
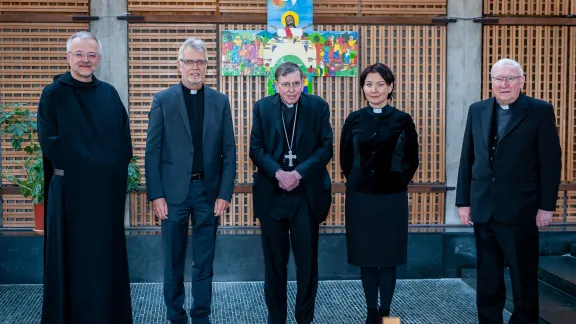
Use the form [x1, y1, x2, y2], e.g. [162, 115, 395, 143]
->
[474, 218, 539, 324]
[162, 180, 218, 324]
[260, 194, 320, 324]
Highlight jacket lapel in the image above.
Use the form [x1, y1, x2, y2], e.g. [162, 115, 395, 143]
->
[295, 94, 308, 145]
[272, 95, 285, 141]
[480, 97, 493, 149]
[174, 85, 192, 142]
[500, 92, 528, 140]
[203, 86, 213, 141]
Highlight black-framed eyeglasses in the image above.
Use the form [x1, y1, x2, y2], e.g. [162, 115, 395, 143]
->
[179, 59, 208, 67]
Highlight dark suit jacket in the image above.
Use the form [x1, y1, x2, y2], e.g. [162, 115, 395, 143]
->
[249, 93, 333, 223]
[456, 92, 562, 226]
[145, 84, 236, 205]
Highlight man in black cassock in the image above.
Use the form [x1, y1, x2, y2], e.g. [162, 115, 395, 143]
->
[249, 62, 333, 324]
[456, 58, 561, 323]
[37, 31, 133, 324]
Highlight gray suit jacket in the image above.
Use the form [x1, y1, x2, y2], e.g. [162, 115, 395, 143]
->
[145, 84, 236, 205]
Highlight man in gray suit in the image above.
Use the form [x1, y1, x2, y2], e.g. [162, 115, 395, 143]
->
[145, 37, 236, 324]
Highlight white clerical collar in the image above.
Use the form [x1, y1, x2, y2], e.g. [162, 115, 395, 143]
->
[281, 99, 295, 108]
[373, 108, 382, 113]
[499, 104, 509, 110]
[190, 89, 197, 95]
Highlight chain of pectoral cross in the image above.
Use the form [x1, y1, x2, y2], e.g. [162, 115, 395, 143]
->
[281, 102, 298, 167]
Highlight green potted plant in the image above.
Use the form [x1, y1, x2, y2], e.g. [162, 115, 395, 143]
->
[0, 103, 44, 232]
[0, 103, 142, 233]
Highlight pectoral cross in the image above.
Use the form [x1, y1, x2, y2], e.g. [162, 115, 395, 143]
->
[284, 150, 297, 167]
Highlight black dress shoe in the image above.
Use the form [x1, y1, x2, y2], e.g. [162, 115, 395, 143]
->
[379, 307, 391, 317]
[366, 307, 379, 324]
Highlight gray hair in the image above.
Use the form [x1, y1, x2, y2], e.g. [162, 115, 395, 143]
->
[275, 62, 304, 80]
[491, 58, 524, 76]
[66, 31, 103, 55]
[178, 38, 208, 60]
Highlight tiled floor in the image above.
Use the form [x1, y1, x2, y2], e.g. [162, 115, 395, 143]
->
[0, 279, 510, 323]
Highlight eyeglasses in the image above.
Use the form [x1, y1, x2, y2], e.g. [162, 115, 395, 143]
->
[179, 59, 208, 67]
[278, 81, 302, 89]
[68, 51, 100, 60]
[491, 76, 523, 85]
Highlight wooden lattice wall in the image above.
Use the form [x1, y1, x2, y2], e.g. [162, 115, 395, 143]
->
[0, 1, 89, 13]
[484, 0, 576, 15]
[127, 0, 446, 16]
[128, 22, 447, 227]
[0, 23, 89, 227]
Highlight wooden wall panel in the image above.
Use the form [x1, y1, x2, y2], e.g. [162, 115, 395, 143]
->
[567, 191, 576, 222]
[1, 23, 88, 226]
[128, 24, 217, 183]
[482, 26, 569, 181]
[483, 0, 572, 15]
[361, 0, 446, 16]
[361, 25, 446, 184]
[130, 23, 447, 226]
[314, 0, 359, 16]
[0, 1, 88, 13]
[128, 0, 217, 13]
[219, 0, 266, 15]
[0, 194, 34, 227]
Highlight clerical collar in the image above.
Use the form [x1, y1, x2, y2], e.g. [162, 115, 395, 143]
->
[281, 99, 297, 109]
[499, 104, 510, 110]
[181, 82, 203, 95]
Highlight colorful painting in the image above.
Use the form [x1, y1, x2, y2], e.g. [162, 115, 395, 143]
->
[264, 30, 358, 94]
[221, 30, 275, 76]
[267, 0, 313, 37]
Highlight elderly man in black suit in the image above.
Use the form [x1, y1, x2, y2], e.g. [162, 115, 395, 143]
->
[145, 37, 236, 324]
[250, 62, 333, 324]
[456, 58, 562, 324]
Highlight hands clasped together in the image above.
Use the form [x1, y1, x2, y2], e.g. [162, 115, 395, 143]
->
[275, 170, 302, 191]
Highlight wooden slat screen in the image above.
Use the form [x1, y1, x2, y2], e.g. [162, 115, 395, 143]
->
[483, 0, 573, 15]
[567, 191, 576, 222]
[314, 0, 359, 16]
[127, 0, 447, 16]
[129, 23, 447, 226]
[0, 1, 88, 13]
[218, 0, 266, 15]
[0, 23, 88, 227]
[128, 0, 217, 13]
[482, 26, 570, 182]
[360, 0, 446, 16]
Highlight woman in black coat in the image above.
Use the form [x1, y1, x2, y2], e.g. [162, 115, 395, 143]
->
[340, 63, 419, 323]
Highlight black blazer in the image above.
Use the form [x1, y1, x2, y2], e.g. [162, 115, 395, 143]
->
[456, 92, 562, 226]
[249, 93, 334, 223]
[145, 84, 236, 205]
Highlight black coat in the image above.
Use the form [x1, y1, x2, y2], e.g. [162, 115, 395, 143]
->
[249, 93, 333, 223]
[37, 72, 133, 323]
[340, 105, 419, 266]
[456, 92, 562, 226]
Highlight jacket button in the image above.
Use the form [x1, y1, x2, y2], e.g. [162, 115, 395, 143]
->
[371, 151, 376, 155]
[492, 178, 495, 182]
[370, 170, 375, 173]
[372, 132, 377, 136]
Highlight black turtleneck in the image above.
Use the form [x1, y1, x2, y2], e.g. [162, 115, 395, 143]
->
[181, 82, 204, 173]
